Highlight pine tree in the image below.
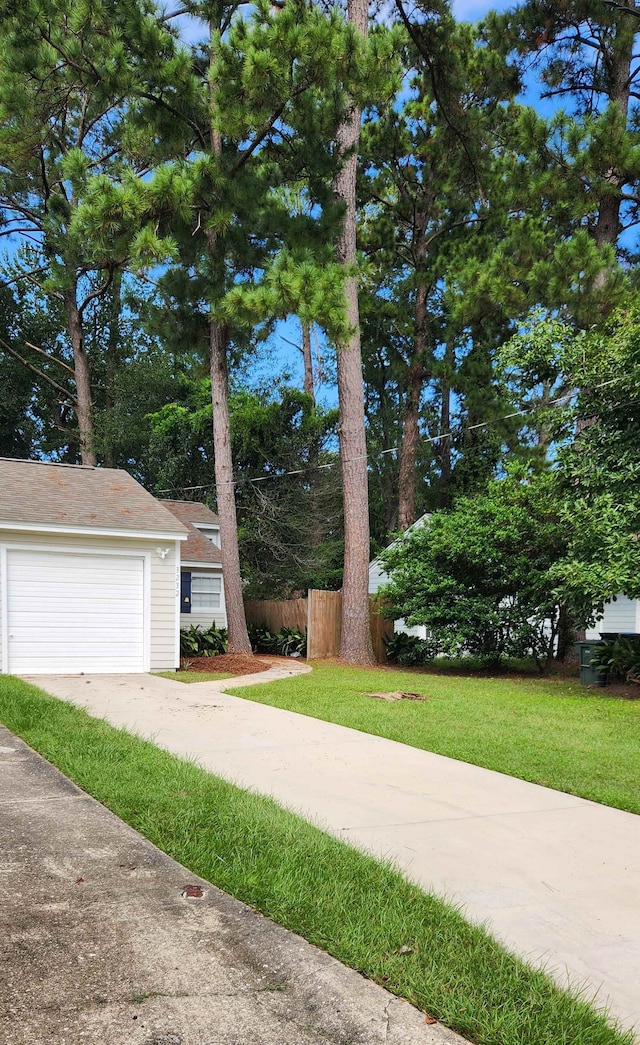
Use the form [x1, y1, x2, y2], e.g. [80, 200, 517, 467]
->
[333, 0, 375, 665]
[360, 8, 519, 526]
[0, 0, 174, 463]
[485, 0, 640, 309]
[122, 0, 364, 653]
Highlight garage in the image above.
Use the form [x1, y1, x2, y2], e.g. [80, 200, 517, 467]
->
[0, 458, 187, 675]
[5, 549, 146, 675]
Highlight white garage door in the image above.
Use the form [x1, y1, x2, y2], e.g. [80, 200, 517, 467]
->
[6, 549, 146, 674]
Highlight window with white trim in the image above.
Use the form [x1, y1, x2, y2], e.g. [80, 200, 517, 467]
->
[193, 523, 221, 547]
[191, 574, 222, 609]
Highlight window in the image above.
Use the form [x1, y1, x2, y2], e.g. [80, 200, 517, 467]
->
[191, 574, 222, 609]
[193, 523, 221, 547]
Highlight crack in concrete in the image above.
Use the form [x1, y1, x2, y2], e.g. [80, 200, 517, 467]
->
[338, 802, 582, 832]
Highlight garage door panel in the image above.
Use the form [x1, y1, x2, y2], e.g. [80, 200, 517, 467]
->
[9, 606, 144, 620]
[6, 549, 146, 674]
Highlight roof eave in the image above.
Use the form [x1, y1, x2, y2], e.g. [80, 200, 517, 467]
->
[0, 520, 187, 541]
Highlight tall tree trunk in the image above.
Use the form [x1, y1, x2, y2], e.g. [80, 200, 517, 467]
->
[104, 271, 121, 469]
[63, 286, 96, 466]
[209, 309, 252, 654]
[333, 0, 374, 665]
[555, 602, 575, 663]
[396, 355, 424, 532]
[206, 20, 252, 656]
[592, 0, 634, 281]
[301, 321, 315, 403]
[397, 218, 429, 533]
[438, 338, 454, 508]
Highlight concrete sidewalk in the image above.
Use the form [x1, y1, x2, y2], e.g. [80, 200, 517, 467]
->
[26, 670, 640, 1037]
[0, 723, 463, 1045]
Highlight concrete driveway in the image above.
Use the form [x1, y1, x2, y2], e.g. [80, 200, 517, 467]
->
[26, 670, 640, 1037]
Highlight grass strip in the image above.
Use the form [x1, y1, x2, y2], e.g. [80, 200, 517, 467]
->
[226, 662, 640, 814]
[154, 670, 233, 683]
[0, 675, 632, 1045]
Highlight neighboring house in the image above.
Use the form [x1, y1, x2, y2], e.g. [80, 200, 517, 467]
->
[0, 458, 187, 675]
[368, 514, 431, 639]
[161, 500, 227, 632]
[586, 596, 640, 640]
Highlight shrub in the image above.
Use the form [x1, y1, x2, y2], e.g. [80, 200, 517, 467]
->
[180, 623, 228, 658]
[381, 469, 568, 668]
[591, 636, 640, 685]
[248, 623, 307, 657]
[384, 632, 439, 666]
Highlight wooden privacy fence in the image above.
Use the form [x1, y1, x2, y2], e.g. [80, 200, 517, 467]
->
[306, 589, 341, 660]
[244, 589, 392, 663]
[244, 597, 307, 633]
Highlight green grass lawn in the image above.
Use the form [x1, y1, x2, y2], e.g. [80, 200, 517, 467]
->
[0, 674, 632, 1045]
[226, 661, 640, 814]
[155, 670, 233, 683]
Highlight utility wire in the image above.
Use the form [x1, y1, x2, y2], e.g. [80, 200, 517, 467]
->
[156, 375, 624, 496]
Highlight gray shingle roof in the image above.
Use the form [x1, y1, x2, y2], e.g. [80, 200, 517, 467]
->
[161, 501, 222, 564]
[0, 458, 187, 536]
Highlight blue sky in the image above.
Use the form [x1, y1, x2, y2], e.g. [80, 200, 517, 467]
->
[177, 1, 515, 44]
[452, 0, 512, 19]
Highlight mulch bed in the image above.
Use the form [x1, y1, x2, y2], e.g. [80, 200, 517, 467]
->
[586, 680, 640, 700]
[179, 655, 274, 676]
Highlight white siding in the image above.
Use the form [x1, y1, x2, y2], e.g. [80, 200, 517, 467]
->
[368, 559, 389, 594]
[369, 560, 426, 638]
[0, 530, 180, 673]
[181, 607, 227, 630]
[586, 595, 639, 640]
[394, 618, 427, 640]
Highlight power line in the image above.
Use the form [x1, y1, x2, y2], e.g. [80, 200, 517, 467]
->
[155, 375, 624, 496]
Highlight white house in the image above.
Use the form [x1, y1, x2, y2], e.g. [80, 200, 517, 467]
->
[586, 596, 640, 640]
[161, 500, 227, 631]
[0, 458, 187, 675]
[369, 514, 431, 639]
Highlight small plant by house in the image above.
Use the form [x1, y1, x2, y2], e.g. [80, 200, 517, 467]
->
[180, 623, 228, 658]
[592, 636, 640, 686]
[248, 623, 307, 657]
[385, 631, 438, 666]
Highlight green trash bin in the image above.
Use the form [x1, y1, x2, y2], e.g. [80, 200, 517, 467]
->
[576, 640, 606, 687]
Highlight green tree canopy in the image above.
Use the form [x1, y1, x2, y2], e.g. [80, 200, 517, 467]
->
[381, 468, 567, 666]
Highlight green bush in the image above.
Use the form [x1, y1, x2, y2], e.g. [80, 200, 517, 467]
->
[248, 623, 307, 657]
[247, 623, 280, 654]
[385, 631, 434, 666]
[381, 469, 567, 667]
[591, 636, 640, 685]
[180, 623, 228, 658]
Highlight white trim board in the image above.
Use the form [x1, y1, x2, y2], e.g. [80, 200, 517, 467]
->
[0, 521, 186, 541]
[181, 560, 223, 569]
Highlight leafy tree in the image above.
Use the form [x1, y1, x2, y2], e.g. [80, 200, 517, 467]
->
[0, 279, 86, 458]
[380, 469, 568, 667]
[0, 286, 41, 457]
[146, 381, 342, 597]
[0, 0, 174, 462]
[360, 5, 522, 530]
[115, 0, 381, 655]
[551, 307, 640, 620]
[482, 0, 640, 318]
[497, 304, 640, 628]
